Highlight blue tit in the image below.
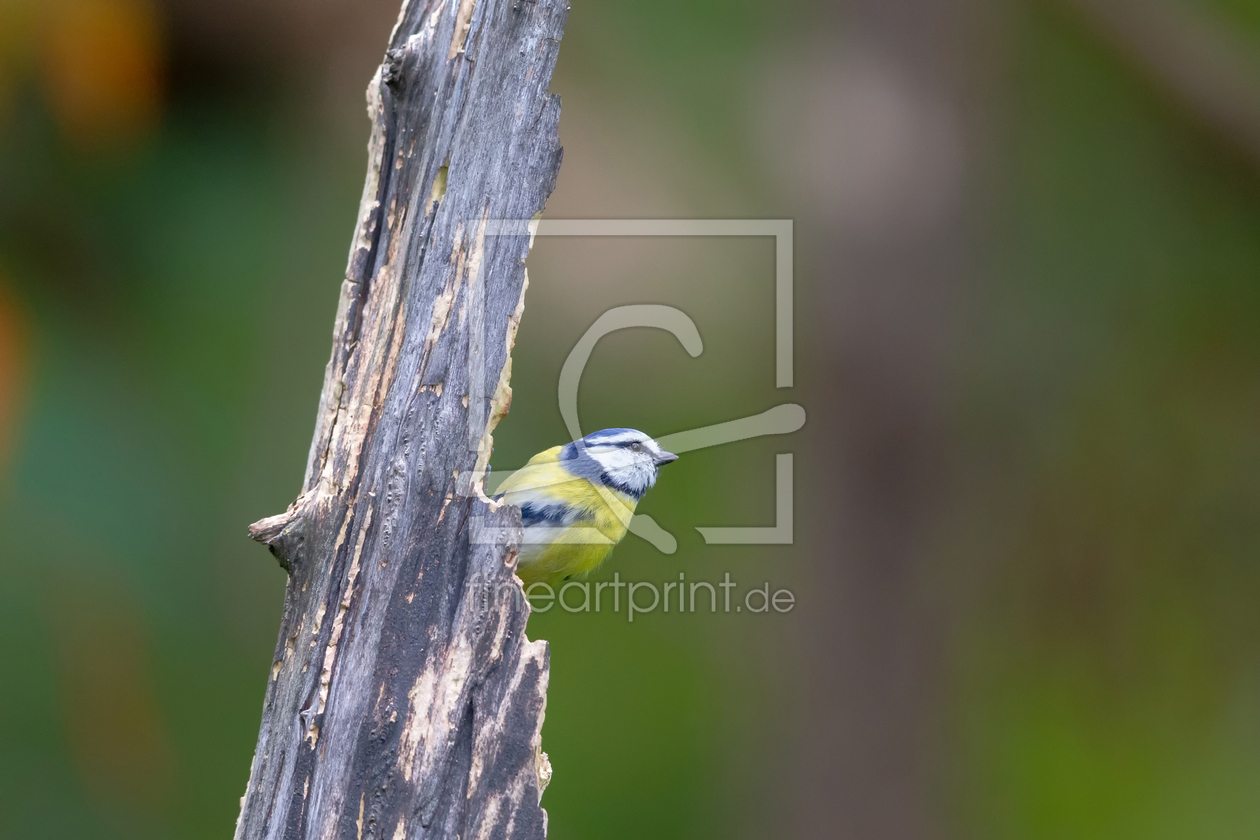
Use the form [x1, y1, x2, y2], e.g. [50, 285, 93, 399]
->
[493, 428, 678, 589]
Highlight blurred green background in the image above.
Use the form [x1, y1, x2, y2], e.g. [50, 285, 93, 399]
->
[2, 0, 1260, 838]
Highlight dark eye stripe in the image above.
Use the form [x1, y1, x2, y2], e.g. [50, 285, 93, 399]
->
[581, 428, 659, 448]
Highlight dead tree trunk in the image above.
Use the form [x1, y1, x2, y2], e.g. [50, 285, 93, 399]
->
[234, 2, 567, 838]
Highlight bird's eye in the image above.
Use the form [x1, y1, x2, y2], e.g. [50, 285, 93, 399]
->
[629, 442, 642, 452]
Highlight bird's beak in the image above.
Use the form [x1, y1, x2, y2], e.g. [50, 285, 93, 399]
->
[654, 450, 678, 465]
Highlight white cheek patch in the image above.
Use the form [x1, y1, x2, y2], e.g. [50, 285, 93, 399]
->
[589, 446, 656, 494]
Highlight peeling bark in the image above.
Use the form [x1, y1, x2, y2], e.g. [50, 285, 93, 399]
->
[235, 1, 567, 838]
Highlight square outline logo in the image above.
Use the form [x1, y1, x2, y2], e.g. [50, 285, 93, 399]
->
[470, 219, 800, 552]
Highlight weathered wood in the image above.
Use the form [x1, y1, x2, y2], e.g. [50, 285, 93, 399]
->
[235, 1, 567, 838]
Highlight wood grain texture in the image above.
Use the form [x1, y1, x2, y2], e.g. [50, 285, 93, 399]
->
[236, 1, 567, 837]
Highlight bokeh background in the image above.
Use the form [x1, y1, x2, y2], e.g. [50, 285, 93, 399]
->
[3, 0, 1260, 838]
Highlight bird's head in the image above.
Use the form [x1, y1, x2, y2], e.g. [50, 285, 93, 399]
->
[561, 428, 678, 499]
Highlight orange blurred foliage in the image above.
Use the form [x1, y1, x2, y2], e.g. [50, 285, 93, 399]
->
[51, 578, 178, 817]
[0, 276, 28, 478]
[0, 1, 35, 124]
[39, 0, 164, 146]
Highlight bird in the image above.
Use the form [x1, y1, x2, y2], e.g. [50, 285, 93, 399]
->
[493, 428, 678, 589]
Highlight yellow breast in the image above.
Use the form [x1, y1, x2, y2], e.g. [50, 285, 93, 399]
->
[495, 446, 639, 588]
